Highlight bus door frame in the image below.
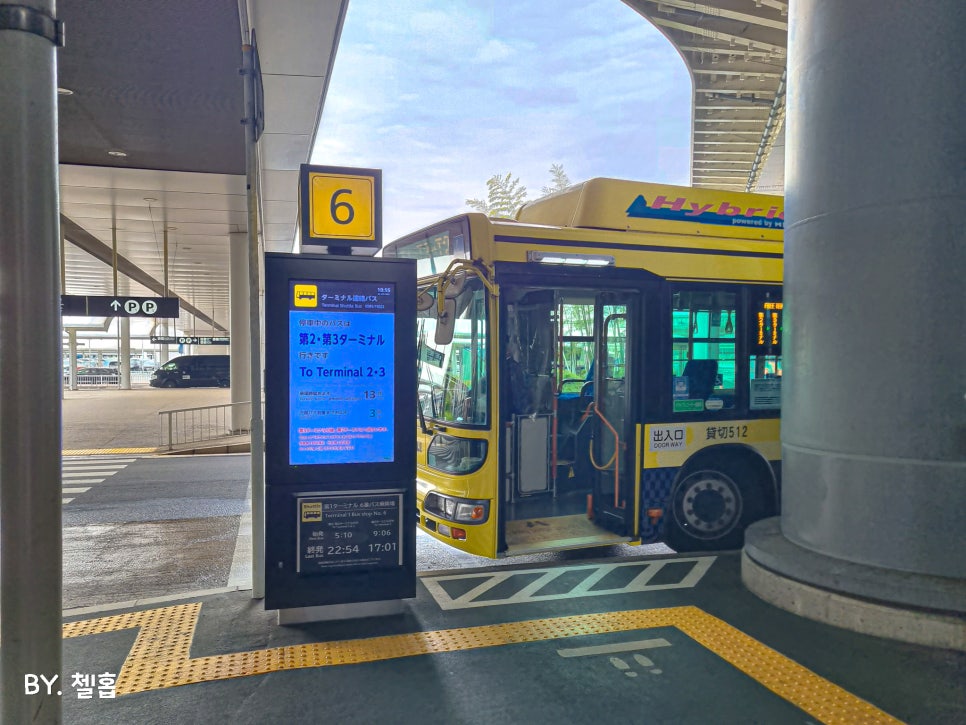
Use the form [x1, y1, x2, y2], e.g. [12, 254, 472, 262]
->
[589, 290, 638, 535]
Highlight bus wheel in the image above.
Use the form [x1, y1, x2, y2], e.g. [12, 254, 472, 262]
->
[163, 379, 178, 389]
[667, 462, 759, 552]
[217, 378, 230, 388]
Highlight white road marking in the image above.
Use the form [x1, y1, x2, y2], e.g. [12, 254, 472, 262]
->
[634, 653, 662, 674]
[557, 638, 671, 658]
[423, 556, 716, 610]
[61, 463, 131, 469]
[61, 459, 134, 505]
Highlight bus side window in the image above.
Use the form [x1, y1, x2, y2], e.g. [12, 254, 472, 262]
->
[670, 290, 736, 411]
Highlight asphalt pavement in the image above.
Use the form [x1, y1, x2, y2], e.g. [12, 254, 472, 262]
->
[63, 386, 231, 452]
[48, 389, 966, 724]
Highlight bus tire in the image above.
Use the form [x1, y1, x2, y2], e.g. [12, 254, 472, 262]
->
[666, 455, 766, 552]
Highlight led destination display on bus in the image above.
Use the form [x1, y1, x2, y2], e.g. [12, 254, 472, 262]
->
[288, 280, 396, 466]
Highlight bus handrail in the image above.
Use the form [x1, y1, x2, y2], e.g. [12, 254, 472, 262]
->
[435, 258, 499, 318]
[585, 401, 623, 509]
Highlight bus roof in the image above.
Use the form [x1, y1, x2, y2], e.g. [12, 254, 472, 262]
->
[515, 178, 783, 241]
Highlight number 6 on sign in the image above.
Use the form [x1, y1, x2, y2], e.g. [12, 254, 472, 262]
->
[300, 165, 382, 250]
[330, 189, 355, 225]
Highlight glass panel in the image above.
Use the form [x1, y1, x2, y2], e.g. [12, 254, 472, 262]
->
[558, 302, 595, 396]
[417, 279, 488, 425]
[384, 223, 469, 278]
[602, 307, 627, 380]
[670, 290, 736, 412]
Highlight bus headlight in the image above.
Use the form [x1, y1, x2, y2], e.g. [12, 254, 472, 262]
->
[427, 434, 487, 474]
[423, 492, 489, 524]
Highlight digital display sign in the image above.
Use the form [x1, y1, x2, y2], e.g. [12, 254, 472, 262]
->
[288, 280, 395, 465]
[750, 298, 783, 353]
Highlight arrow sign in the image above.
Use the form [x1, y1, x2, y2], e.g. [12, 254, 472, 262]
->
[151, 335, 229, 345]
[62, 295, 180, 318]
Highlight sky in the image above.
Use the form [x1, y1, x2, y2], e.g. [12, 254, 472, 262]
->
[311, 0, 692, 243]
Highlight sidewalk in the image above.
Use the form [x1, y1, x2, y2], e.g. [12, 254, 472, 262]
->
[63, 387, 232, 453]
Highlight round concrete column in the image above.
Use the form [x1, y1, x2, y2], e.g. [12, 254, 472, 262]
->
[119, 317, 131, 389]
[744, 0, 966, 642]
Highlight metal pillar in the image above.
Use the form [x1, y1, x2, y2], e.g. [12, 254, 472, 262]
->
[0, 1, 64, 722]
[744, 0, 966, 642]
[229, 231, 252, 431]
[242, 39, 265, 598]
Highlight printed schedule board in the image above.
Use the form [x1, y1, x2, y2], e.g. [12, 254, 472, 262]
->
[297, 492, 402, 573]
[264, 253, 416, 612]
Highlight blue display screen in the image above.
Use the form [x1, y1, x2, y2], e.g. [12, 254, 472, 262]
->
[288, 280, 395, 465]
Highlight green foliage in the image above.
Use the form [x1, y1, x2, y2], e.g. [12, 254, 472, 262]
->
[466, 164, 572, 218]
[541, 163, 572, 196]
[465, 172, 529, 218]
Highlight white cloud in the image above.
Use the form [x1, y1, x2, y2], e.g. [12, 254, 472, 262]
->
[475, 39, 514, 63]
[313, 0, 692, 242]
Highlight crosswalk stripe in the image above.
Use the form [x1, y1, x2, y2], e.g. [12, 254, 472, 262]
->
[63, 461, 128, 469]
[61, 460, 133, 504]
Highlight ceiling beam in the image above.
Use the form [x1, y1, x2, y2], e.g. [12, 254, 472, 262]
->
[60, 215, 227, 332]
[650, 17, 786, 55]
[639, 0, 788, 30]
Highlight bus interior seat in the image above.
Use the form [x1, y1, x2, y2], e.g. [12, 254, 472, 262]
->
[683, 359, 718, 400]
[555, 359, 595, 462]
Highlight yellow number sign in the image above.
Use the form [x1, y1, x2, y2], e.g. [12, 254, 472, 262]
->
[300, 165, 382, 247]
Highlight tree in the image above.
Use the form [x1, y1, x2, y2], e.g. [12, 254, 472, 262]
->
[541, 163, 571, 196]
[465, 173, 529, 218]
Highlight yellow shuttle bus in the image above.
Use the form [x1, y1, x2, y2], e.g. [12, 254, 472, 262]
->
[382, 178, 784, 557]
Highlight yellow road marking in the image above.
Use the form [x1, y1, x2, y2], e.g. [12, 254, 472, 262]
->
[62, 447, 157, 456]
[63, 603, 903, 723]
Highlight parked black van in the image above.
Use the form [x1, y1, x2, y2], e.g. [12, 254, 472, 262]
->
[150, 355, 230, 388]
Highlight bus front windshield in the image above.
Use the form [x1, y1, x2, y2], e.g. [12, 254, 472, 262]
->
[417, 278, 488, 426]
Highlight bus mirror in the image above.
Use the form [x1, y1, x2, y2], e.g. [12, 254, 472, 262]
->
[443, 271, 467, 298]
[435, 298, 457, 345]
[416, 290, 435, 312]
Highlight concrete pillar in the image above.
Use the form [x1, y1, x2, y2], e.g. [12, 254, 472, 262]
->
[119, 316, 131, 389]
[0, 1, 63, 721]
[68, 328, 78, 390]
[744, 0, 966, 644]
[230, 231, 252, 431]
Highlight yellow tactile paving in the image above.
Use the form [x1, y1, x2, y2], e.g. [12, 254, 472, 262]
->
[62, 603, 904, 723]
[62, 447, 157, 456]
